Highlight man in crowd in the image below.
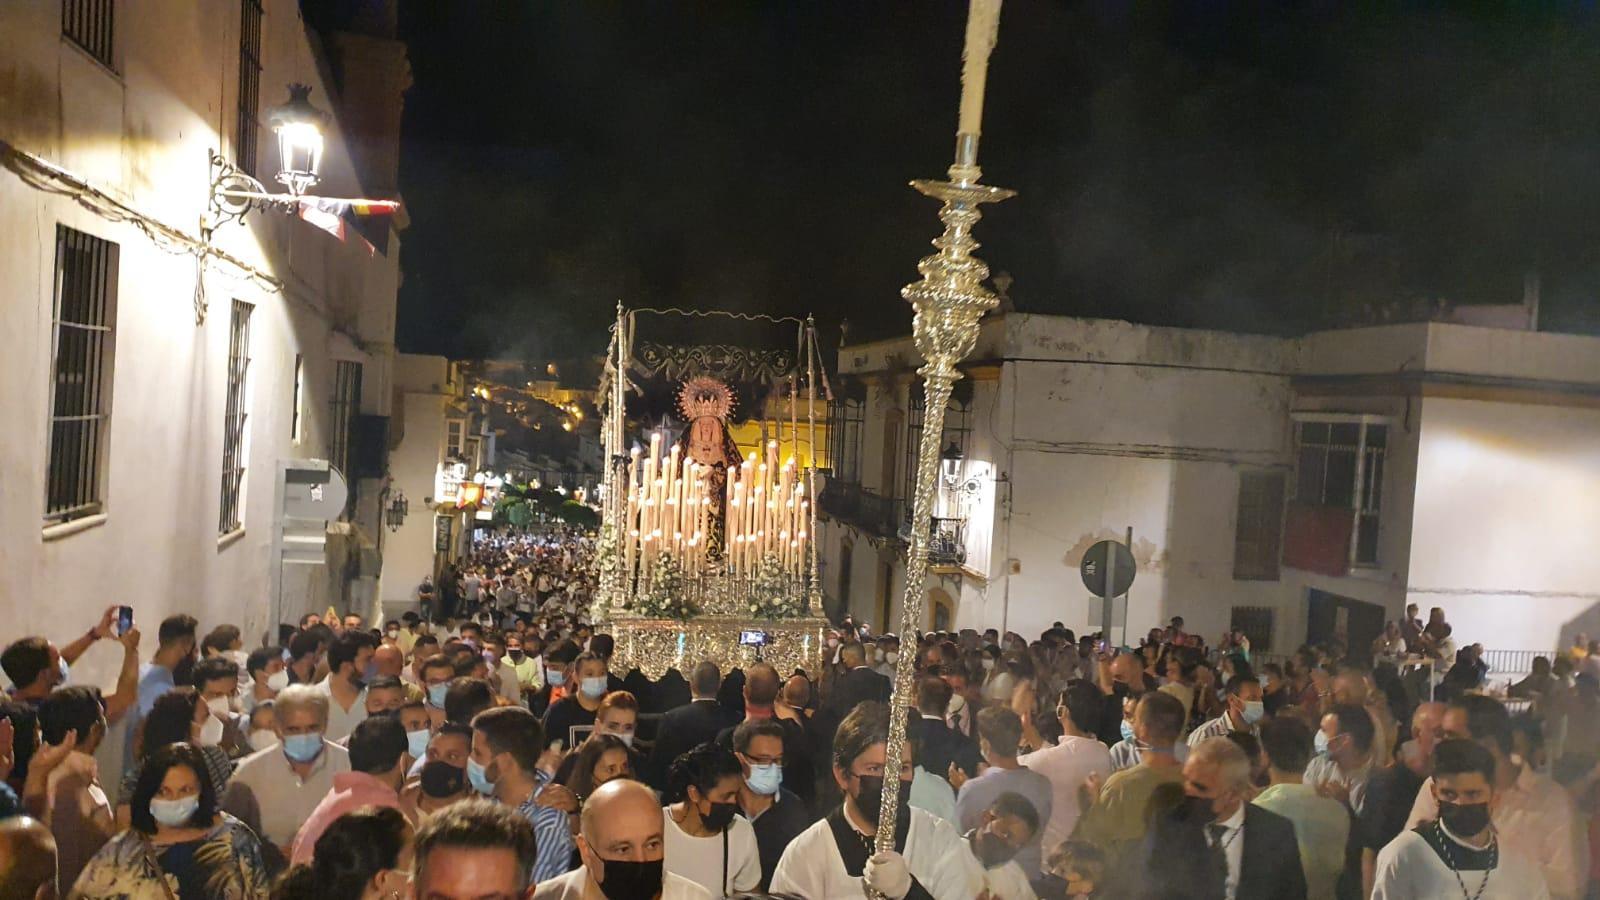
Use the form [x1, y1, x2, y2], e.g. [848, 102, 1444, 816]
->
[191, 655, 252, 757]
[1374, 739, 1548, 899]
[316, 631, 374, 742]
[414, 798, 541, 900]
[968, 792, 1042, 899]
[1253, 715, 1349, 900]
[1189, 672, 1265, 745]
[534, 778, 712, 899]
[291, 714, 409, 864]
[1095, 651, 1153, 746]
[1020, 679, 1113, 866]
[1304, 702, 1377, 815]
[37, 686, 114, 890]
[1133, 736, 1307, 899]
[732, 718, 811, 891]
[772, 700, 980, 898]
[470, 705, 575, 884]
[820, 642, 891, 733]
[225, 683, 352, 854]
[1359, 701, 1444, 897]
[1404, 694, 1585, 900]
[123, 614, 197, 770]
[2, 606, 141, 722]
[955, 706, 1052, 879]
[910, 674, 981, 785]
[716, 662, 813, 806]
[648, 661, 730, 790]
[1074, 691, 1187, 868]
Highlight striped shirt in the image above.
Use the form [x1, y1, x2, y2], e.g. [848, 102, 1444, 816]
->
[518, 770, 576, 882]
[1187, 714, 1254, 747]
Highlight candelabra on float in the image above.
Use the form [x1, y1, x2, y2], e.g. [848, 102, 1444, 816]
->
[874, 0, 1015, 860]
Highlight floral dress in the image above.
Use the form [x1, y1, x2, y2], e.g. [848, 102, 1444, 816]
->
[69, 814, 270, 900]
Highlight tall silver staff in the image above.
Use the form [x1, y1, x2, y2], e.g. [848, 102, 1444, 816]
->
[874, 0, 1014, 857]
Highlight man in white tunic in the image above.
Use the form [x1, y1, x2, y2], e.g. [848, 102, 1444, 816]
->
[1373, 738, 1547, 899]
[771, 701, 982, 899]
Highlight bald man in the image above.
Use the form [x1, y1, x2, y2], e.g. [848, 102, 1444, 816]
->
[532, 779, 711, 900]
[1359, 702, 1446, 897]
[717, 663, 815, 808]
[0, 816, 57, 900]
[372, 644, 405, 679]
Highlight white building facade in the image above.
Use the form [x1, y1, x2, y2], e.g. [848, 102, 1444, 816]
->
[0, 1, 408, 680]
[820, 313, 1600, 660]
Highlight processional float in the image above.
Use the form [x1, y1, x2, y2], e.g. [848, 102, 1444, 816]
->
[592, 306, 830, 680]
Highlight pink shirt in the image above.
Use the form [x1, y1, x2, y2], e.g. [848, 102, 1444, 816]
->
[290, 771, 406, 865]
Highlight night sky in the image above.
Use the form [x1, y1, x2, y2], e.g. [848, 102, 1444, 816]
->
[394, 2, 1600, 362]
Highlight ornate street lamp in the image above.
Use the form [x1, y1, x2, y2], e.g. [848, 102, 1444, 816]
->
[268, 84, 329, 197]
[939, 441, 965, 488]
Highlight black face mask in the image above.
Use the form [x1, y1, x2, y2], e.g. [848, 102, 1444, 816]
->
[595, 857, 663, 900]
[419, 761, 465, 798]
[701, 800, 739, 832]
[854, 775, 912, 826]
[1176, 794, 1216, 824]
[508, 650, 525, 663]
[971, 830, 1017, 868]
[1438, 800, 1492, 836]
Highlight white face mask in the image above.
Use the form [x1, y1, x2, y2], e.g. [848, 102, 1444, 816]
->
[885, 651, 899, 665]
[205, 696, 233, 717]
[249, 729, 277, 749]
[199, 713, 225, 747]
[265, 669, 290, 692]
[224, 649, 249, 670]
[948, 693, 967, 716]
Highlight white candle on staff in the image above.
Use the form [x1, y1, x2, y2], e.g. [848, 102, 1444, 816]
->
[958, 0, 1003, 138]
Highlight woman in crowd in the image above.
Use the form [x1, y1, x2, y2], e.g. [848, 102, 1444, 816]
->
[662, 742, 761, 898]
[73, 742, 270, 899]
[271, 806, 413, 900]
[565, 733, 635, 803]
[116, 690, 233, 829]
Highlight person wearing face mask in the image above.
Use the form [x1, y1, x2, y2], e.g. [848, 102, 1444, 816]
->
[555, 691, 645, 785]
[1357, 702, 1444, 897]
[468, 707, 577, 884]
[116, 690, 237, 830]
[291, 715, 413, 865]
[1188, 673, 1266, 747]
[661, 742, 761, 897]
[1373, 738, 1549, 900]
[397, 697, 434, 760]
[223, 684, 351, 854]
[534, 778, 711, 900]
[73, 742, 271, 897]
[771, 700, 981, 899]
[421, 656, 458, 727]
[954, 707, 1052, 880]
[543, 652, 612, 750]
[1403, 695, 1583, 900]
[529, 640, 581, 719]
[504, 634, 544, 694]
[731, 720, 809, 891]
[190, 656, 252, 758]
[966, 792, 1042, 900]
[275, 806, 414, 900]
[1073, 692, 1187, 869]
[243, 646, 288, 715]
[1129, 736, 1305, 899]
[1304, 703, 1376, 820]
[874, 635, 901, 678]
[400, 723, 473, 818]
[1252, 716, 1349, 900]
[246, 701, 279, 755]
[2, 607, 143, 725]
[314, 631, 376, 743]
[121, 614, 199, 774]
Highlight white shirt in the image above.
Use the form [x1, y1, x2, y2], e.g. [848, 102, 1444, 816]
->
[532, 868, 711, 900]
[1373, 823, 1549, 900]
[226, 740, 351, 847]
[1303, 753, 1373, 814]
[979, 858, 1039, 900]
[313, 676, 368, 742]
[1019, 734, 1112, 856]
[770, 806, 982, 900]
[1405, 763, 1587, 900]
[661, 806, 761, 898]
[1206, 803, 1246, 900]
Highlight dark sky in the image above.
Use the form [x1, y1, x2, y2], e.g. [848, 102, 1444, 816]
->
[394, 2, 1600, 361]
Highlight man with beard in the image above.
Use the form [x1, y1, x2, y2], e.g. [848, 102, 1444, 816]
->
[1130, 736, 1306, 899]
[771, 700, 981, 898]
[966, 792, 1042, 900]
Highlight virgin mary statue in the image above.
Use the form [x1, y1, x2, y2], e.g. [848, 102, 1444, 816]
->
[674, 376, 742, 561]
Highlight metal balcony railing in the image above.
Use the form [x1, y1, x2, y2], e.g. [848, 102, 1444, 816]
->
[928, 516, 967, 566]
[819, 480, 904, 540]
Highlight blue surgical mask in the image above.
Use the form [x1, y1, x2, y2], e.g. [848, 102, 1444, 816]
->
[546, 669, 566, 687]
[428, 683, 449, 708]
[1241, 700, 1265, 725]
[580, 676, 608, 700]
[746, 763, 783, 796]
[407, 729, 431, 759]
[282, 732, 325, 763]
[1314, 730, 1331, 755]
[466, 757, 495, 795]
[149, 795, 199, 827]
[1120, 720, 1136, 744]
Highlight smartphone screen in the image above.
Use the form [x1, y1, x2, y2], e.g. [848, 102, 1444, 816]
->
[116, 606, 134, 637]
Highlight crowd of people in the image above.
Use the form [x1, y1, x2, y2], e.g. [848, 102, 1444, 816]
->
[1, 530, 1597, 899]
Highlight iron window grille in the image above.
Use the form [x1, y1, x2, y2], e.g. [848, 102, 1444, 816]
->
[45, 227, 119, 525]
[218, 300, 254, 534]
[902, 385, 971, 517]
[329, 360, 362, 480]
[829, 397, 863, 483]
[1233, 470, 1286, 580]
[1294, 419, 1387, 566]
[62, 0, 114, 69]
[236, 0, 264, 176]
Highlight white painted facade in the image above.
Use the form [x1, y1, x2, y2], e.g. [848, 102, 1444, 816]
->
[820, 313, 1600, 657]
[0, 2, 406, 688]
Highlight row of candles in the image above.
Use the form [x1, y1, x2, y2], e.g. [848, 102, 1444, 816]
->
[619, 433, 810, 583]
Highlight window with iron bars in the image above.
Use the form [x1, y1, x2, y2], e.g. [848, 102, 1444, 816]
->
[329, 361, 362, 482]
[62, 0, 115, 69]
[236, 0, 264, 176]
[829, 397, 863, 483]
[1233, 470, 1285, 580]
[45, 227, 119, 526]
[218, 301, 253, 534]
[902, 385, 971, 512]
[1294, 420, 1387, 566]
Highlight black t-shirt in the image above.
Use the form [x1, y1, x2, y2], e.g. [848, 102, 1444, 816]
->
[1357, 763, 1427, 852]
[542, 697, 598, 750]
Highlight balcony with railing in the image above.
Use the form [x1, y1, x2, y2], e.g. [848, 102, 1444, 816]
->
[927, 516, 967, 567]
[819, 480, 904, 540]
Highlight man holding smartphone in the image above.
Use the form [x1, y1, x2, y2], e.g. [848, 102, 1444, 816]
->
[1, 605, 142, 724]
